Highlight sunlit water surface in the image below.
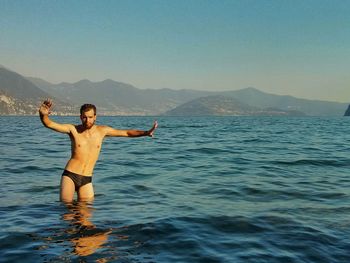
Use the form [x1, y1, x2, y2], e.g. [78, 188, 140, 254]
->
[1, 116, 350, 262]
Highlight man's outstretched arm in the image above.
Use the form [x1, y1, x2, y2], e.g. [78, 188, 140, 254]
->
[39, 99, 73, 134]
[104, 121, 158, 137]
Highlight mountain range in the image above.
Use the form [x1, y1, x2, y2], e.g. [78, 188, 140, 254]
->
[0, 67, 73, 115]
[0, 66, 348, 116]
[165, 95, 306, 116]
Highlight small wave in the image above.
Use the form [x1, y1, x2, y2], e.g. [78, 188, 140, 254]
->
[2, 209, 350, 263]
[106, 215, 349, 262]
[3, 165, 42, 174]
[273, 159, 350, 167]
[185, 147, 225, 155]
[197, 186, 240, 197]
[22, 185, 57, 193]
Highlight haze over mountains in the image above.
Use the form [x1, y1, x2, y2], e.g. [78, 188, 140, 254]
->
[28, 77, 211, 115]
[0, 66, 348, 116]
[0, 67, 73, 115]
[165, 95, 306, 116]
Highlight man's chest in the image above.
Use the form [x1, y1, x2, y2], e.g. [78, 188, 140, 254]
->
[72, 133, 103, 150]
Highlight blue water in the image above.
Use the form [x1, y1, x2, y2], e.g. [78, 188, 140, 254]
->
[1, 116, 350, 262]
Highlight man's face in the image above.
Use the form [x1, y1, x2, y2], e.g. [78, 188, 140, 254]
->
[80, 109, 96, 129]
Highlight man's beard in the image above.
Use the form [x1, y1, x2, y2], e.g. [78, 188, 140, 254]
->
[83, 121, 95, 129]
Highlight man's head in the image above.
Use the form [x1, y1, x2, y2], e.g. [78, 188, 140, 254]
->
[80, 104, 97, 129]
[80, 104, 96, 115]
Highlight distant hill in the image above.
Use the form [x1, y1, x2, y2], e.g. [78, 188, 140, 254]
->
[0, 65, 347, 116]
[165, 95, 306, 116]
[220, 88, 348, 116]
[28, 77, 348, 116]
[0, 68, 73, 115]
[28, 77, 211, 115]
[345, 105, 350, 116]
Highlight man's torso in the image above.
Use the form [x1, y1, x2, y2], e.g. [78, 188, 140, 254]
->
[65, 125, 106, 176]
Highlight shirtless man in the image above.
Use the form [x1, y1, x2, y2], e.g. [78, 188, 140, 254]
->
[39, 99, 158, 203]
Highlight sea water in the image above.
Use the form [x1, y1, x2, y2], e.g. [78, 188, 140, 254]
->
[1, 116, 350, 263]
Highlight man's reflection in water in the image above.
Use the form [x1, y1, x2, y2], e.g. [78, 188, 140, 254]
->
[62, 201, 112, 257]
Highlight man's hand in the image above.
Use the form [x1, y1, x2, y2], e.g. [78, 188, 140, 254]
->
[39, 99, 53, 116]
[148, 121, 158, 137]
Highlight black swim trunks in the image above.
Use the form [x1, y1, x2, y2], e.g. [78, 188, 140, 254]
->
[62, 170, 92, 191]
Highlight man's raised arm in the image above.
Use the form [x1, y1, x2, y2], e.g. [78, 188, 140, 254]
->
[104, 121, 158, 137]
[39, 99, 72, 134]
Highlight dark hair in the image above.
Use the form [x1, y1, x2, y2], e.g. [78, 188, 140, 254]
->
[80, 104, 96, 115]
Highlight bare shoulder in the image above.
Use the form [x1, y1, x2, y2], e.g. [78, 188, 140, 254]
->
[66, 123, 76, 129]
[98, 125, 127, 137]
[96, 125, 113, 134]
[64, 124, 81, 134]
[97, 125, 111, 131]
[65, 124, 76, 132]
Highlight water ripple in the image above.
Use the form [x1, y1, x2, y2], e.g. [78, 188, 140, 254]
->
[1, 116, 350, 262]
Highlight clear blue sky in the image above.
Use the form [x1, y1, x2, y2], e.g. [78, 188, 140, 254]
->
[0, 0, 349, 102]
